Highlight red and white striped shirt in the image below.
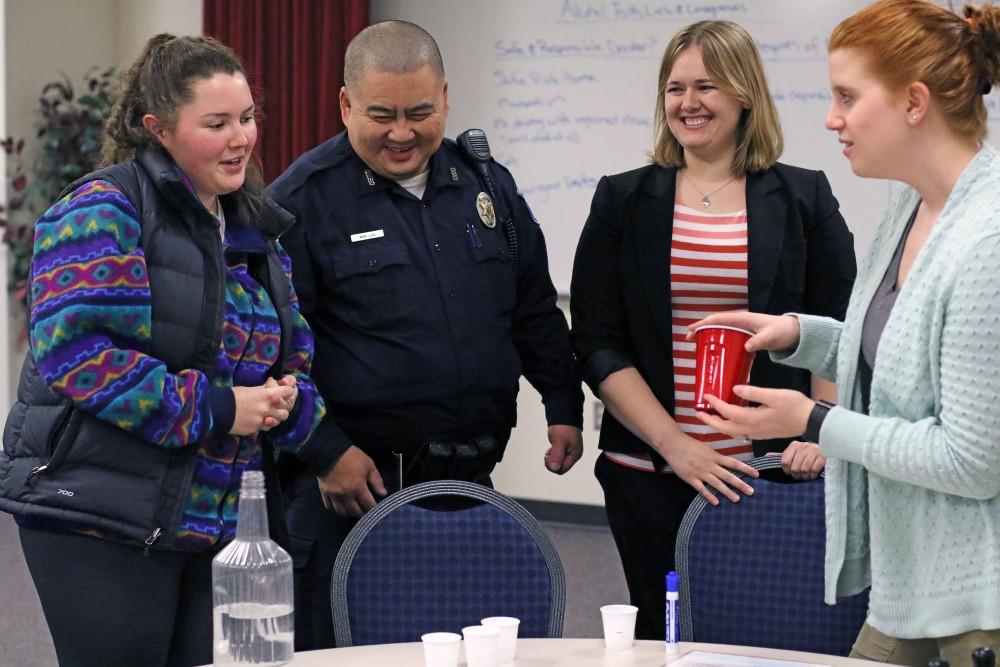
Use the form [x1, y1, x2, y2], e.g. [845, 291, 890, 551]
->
[606, 202, 752, 473]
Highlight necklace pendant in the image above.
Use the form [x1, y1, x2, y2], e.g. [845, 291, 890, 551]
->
[700, 196, 711, 208]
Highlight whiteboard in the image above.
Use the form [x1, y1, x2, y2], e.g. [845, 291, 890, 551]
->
[371, 0, 1000, 293]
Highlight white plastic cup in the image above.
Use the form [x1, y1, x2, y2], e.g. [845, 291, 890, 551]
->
[421, 632, 461, 667]
[600, 604, 638, 650]
[462, 624, 501, 667]
[480, 616, 520, 664]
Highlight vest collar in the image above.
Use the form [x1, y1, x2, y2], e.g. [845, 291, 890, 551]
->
[134, 145, 294, 240]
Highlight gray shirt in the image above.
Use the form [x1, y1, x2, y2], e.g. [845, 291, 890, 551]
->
[859, 205, 918, 410]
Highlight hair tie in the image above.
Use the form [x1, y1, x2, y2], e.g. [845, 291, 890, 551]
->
[979, 76, 993, 96]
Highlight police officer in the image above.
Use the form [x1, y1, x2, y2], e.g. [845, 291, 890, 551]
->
[268, 20, 584, 650]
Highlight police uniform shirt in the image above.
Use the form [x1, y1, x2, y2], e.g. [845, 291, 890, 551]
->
[269, 132, 582, 473]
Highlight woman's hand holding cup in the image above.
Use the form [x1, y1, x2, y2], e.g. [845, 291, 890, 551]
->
[688, 311, 801, 354]
[697, 385, 815, 442]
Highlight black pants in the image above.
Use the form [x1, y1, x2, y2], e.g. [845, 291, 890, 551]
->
[595, 454, 697, 641]
[284, 468, 363, 652]
[18, 525, 215, 667]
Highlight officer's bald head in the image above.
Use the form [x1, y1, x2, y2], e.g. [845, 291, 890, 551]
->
[344, 20, 445, 91]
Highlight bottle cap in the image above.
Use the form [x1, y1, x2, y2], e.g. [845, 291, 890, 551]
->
[666, 571, 679, 593]
[240, 470, 266, 498]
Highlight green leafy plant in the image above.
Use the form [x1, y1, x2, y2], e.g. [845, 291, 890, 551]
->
[34, 66, 116, 202]
[0, 65, 115, 308]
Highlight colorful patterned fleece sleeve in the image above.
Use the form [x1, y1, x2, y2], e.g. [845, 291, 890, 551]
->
[29, 180, 215, 446]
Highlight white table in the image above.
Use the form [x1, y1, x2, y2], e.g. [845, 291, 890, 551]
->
[266, 638, 879, 666]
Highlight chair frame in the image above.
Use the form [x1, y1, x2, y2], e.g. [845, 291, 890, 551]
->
[330, 479, 566, 647]
[675, 455, 824, 642]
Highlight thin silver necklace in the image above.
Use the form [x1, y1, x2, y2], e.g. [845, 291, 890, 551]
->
[684, 172, 737, 208]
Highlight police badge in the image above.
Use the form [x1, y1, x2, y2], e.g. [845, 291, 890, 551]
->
[475, 192, 497, 229]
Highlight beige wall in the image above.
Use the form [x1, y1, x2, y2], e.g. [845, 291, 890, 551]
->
[3, 0, 203, 421]
[117, 0, 203, 66]
[6, 0, 118, 182]
[5, 0, 203, 164]
[491, 297, 605, 506]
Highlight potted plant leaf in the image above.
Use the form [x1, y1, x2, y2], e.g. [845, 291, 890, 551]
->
[1, 65, 115, 333]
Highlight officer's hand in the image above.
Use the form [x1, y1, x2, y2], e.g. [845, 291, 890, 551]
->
[315, 446, 387, 518]
[544, 425, 584, 474]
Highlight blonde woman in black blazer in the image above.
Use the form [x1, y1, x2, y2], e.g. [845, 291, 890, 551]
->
[569, 21, 856, 640]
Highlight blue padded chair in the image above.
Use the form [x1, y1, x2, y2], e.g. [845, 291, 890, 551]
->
[330, 480, 565, 647]
[675, 455, 869, 656]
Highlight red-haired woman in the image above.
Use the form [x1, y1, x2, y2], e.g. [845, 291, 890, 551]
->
[694, 1, 1000, 662]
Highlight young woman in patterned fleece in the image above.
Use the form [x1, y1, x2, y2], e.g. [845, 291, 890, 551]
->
[1, 34, 324, 666]
[693, 1, 1000, 662]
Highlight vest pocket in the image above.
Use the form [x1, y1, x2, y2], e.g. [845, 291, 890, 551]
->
[46, 408, 83, 470]
[10, 400, 70, 461]
[26, 406, 82, 482]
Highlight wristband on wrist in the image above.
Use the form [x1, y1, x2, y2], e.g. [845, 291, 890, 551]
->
[803, 399, 834, 443]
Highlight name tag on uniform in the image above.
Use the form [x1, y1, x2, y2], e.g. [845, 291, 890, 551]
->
[350, 229, 384, 243]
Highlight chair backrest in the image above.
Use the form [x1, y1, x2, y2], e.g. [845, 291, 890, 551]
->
[330, 480, 566, 647]
[675, 456, 869, 656]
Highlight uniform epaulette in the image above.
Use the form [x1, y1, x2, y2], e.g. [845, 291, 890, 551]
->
[443, 136, 514, 185]
[269, 133, 354, 198]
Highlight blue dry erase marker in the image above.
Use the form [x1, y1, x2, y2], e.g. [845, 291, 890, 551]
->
[665, 571, 679, 653]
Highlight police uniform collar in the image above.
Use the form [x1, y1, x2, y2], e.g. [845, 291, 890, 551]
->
[351, 143, 475, 197]
[267, 131, 352, 202]
[351, 153, 395, 196]
[428, 142, 477, 189]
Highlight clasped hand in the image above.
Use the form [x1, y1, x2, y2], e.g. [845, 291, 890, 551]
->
[229, 375, 298, 436]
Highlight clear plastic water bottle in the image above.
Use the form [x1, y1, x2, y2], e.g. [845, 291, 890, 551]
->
[212, 470, 294, 666]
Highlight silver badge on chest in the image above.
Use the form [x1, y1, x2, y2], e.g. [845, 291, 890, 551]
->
[476, 192, 496, 229]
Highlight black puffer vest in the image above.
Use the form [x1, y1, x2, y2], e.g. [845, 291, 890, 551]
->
[0, 146, 295, 549]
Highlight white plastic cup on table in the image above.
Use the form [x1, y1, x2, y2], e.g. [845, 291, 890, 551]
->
[420, 632, 461, 667]
[462, 624, 501, 667]
[600, 604, 638, 650]
[480, 616, 520, 664]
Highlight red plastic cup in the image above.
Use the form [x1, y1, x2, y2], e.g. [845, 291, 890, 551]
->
[693, 325, 754, 415]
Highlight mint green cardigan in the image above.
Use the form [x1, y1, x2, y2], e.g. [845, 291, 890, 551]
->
[776, 144, 1000, 639]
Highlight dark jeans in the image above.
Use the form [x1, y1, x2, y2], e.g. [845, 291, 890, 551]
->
[18, 525, 215, 667]
[284, 468, 362, 652]
[285, 465, 492, 650]
[595, 453, 697, 641]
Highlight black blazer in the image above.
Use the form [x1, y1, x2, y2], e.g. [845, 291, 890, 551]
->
[570, 163, 856, 464]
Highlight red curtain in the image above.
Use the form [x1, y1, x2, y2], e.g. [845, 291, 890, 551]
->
[204, 0, 369, 184]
